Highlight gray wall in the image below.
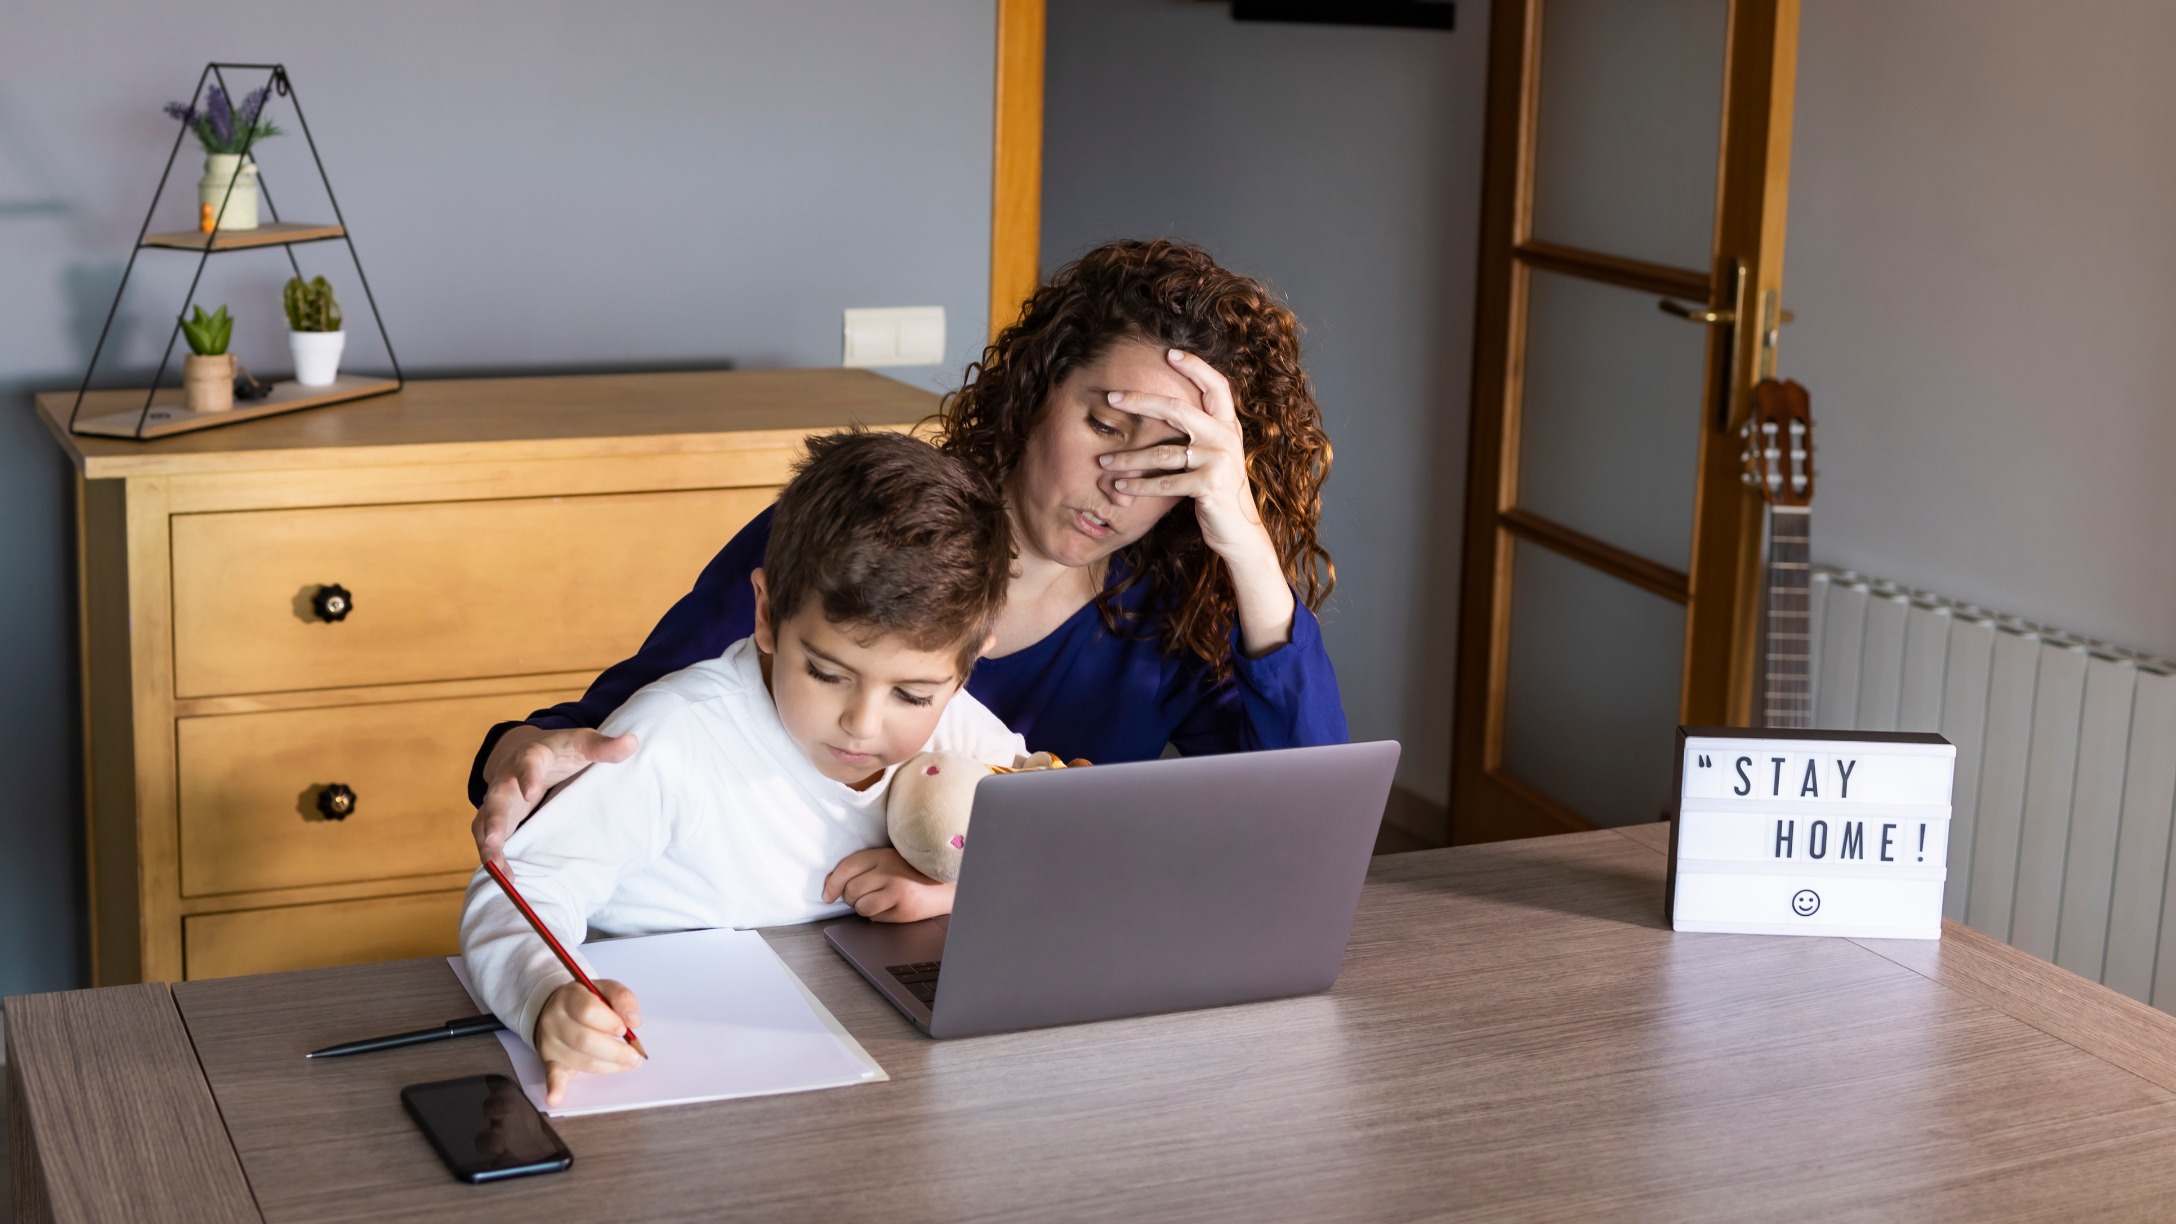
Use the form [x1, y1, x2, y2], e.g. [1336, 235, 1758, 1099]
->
[1788, 0, 2176, 660]
[1040, 0, 1490, 811]
[1041, 0, 2176, 826]
[0, 0, 995, 997]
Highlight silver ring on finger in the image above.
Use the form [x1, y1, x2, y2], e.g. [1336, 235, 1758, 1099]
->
[1184, 445, 1197, 470]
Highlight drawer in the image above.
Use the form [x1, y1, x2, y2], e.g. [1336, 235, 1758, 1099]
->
[171, 486, 776, 697]
[184, 890, 466, 980]
[178, 690, 576, 897]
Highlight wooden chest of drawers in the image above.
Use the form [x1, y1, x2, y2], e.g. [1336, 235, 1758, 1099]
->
[36, 370, 930, 984]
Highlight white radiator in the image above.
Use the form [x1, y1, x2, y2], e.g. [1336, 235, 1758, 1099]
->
[1809, 569, 2176, 1007]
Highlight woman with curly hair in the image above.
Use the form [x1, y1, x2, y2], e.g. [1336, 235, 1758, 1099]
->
[466, 239, 1347, 912]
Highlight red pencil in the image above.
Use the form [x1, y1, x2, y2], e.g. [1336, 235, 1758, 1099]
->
[483, 859, 648, 1060]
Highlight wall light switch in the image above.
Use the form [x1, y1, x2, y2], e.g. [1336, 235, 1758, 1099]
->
[843, 306, 946, 367]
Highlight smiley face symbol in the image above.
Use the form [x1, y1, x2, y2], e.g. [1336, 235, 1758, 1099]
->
[1791, 889, 1821, 917]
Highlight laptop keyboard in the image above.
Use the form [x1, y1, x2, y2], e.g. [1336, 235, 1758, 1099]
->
[885, 962, 941, 1006]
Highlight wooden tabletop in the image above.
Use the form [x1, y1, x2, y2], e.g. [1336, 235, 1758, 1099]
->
[17, 827, 2176, 1222]
[4, 984, 257, 1224]
[33, 369, 938, 479]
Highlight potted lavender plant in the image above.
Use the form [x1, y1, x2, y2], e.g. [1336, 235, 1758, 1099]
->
[163, 85, 279, 231]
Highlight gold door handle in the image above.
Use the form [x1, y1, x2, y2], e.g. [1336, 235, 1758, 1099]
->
[1662, 259, 1751, 431]
[1658, 298, 1733, 324]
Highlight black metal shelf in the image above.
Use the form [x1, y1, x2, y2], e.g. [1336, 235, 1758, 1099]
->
[68, 62, 403, 440]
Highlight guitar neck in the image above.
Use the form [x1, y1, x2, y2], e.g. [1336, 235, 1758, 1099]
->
[1762, 506, 1812, 730]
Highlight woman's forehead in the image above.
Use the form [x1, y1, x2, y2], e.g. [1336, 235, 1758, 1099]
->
[1078, 338, 1202, 406]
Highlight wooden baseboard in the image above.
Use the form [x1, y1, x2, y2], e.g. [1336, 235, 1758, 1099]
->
[1378, 783, 1450, 852]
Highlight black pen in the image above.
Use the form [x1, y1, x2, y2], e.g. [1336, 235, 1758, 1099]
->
[306, 1013, 507, 1059]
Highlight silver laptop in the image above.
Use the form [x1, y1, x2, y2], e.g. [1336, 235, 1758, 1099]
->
[824, 740, 1400, 1038]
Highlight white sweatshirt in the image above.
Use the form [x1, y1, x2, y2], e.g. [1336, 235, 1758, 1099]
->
[459, 636, 1027, 1048]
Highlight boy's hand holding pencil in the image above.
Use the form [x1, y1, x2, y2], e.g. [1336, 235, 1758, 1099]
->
[536, 978, 645, 1106]
[482, 858, 649, 1106]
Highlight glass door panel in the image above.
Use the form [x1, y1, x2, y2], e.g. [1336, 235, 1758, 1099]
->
[1515, 268, 1706, 572]
[1500, 540, 1687, 828]
[1529, 0, 1731, 270]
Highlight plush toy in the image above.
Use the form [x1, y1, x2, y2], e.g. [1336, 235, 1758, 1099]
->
[886, 751, 1089, 883]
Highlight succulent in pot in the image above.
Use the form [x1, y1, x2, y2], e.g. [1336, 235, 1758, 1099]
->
[179, 305, 236, 414]
[284, 275, 345, 386]
[164, 86, 280, 232]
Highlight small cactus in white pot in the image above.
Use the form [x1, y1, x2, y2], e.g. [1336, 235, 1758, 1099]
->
[284, 275, 345, 386]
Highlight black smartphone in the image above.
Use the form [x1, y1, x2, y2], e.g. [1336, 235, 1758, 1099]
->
[401, 1074, 573, 1183]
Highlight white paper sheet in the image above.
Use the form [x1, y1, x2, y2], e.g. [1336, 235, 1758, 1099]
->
[448, 926, 885, 1116]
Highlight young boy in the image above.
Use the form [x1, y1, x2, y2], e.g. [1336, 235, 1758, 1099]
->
[459, 429, 1023, 1104]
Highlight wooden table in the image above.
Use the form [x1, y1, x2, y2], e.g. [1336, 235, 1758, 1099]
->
[16, 827, 2176, 1222]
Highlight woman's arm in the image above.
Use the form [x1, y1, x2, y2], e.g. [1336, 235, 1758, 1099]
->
[1096, 349, 1345, 754]
[466, 506, 774, 864]
[1168, 600, 1349, 756]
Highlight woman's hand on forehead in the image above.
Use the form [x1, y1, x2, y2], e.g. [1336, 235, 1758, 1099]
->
[1095, 350, 1297, 655]
[1098, 407, 1190, 467]
[1098, 350, 1255, 521]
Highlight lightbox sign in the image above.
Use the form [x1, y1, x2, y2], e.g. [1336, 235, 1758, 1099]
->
[1665, 727, 1956, 940]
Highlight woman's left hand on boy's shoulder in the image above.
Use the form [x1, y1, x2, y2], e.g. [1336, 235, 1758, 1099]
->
[824, 848, 955, 923]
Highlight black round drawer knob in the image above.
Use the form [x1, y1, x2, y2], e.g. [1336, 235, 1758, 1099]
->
[317, 783, 357, 821]
[312, 584, 354, 623]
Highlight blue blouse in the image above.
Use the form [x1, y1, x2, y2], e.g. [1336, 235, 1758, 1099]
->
[468, 505, 1347, 802]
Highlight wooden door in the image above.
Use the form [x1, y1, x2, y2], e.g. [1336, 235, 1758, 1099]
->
[990, 0, 1045, 340]
[1451, 0, 1800, 842]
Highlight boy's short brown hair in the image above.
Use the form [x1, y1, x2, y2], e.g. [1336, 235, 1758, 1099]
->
[763, 429, 1012, 675]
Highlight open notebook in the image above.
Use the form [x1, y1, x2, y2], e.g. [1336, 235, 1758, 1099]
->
[450, 926, 885, 1116]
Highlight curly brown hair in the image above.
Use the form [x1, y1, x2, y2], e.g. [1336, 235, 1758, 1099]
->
[932, 239, 1334, 678]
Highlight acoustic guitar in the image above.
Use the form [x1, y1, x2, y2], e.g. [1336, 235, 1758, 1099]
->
[1742, 378, 1817, 729]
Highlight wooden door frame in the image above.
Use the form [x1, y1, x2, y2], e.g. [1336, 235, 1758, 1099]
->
[990, 0, 1046, 343]
[1449, 0, 1800, 844]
